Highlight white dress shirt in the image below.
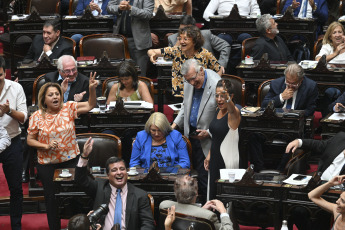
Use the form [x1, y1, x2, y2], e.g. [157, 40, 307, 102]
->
[0, 126, 11, 153]
[297, 0, 313, 18]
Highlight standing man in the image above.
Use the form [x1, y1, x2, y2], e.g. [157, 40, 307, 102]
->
[24, 19, 73, 61]
[45, 55, 90, 102]
[172, 59, 220, 202]
[0, 56, 28, 230]
[107, 0, 154, 76]
[75, 138, 155, 230]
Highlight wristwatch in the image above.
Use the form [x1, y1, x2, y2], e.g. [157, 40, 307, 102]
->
[6, 108, 12, 115]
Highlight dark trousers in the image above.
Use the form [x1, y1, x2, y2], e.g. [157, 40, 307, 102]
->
[127, 38, 150, 77]
[189, 137, 208, 204]
[0, 134, 23, 230]
[36, 157, 79, 230]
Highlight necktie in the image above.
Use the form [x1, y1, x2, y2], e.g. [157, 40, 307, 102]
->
[302, 0, 307, 18]
[286, 98, 293, 109]
[114, 189, 122, 228]
[340, 163, 345, 175]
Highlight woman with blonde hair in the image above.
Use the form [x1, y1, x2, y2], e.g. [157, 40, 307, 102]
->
[130, 112, 190, 169]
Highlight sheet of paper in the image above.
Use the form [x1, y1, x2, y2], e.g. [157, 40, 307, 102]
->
[283, 174, 311, 185]
[328, 113, 345, 121]
[220, 169, 246, 180]
[108, 101, 153, 109]
[168, 103, 183, 111]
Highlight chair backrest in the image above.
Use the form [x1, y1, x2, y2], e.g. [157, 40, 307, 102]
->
[182, 135, 193, 169]
[221, 74, 246, 107]
[62, 36, 77, 58]
[285, 149, 309, 177]
[257, 79, 272, 107]
[276, 0, 287, 14]
[313, 36, 324, 60]
[102, 76, 154, 100]
[159, 208, 216, 230]
[32, 74, 47, 106]
[76, 133, 122, 168]
[69, 0, 79, 15]
[79, 34, 131, 60]
[26, 0, 60, 14]
[241, 37, 259, 60]
[147, 194, 154, 217]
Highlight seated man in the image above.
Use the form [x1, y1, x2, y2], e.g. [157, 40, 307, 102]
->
[24, 19, 73, 61]
[251, 14, 294, 61]
[75, 138, 155, 230]
[160, 175, 233, 230]
[328, 91, 345, 113]
[45, 55, 89, 102]
[168, 15, 230, 69]
[282, 0, 328, 38]
[248, 63, 318, 172]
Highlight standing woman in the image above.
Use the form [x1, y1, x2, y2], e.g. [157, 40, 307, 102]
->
[308, 175, 345, 230]
[27, 73, 98, 230]
[204, 79, 241, 200]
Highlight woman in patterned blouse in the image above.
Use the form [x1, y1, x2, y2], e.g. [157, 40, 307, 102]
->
[27, 73, 98, 230]
[148, 25, 223, 97]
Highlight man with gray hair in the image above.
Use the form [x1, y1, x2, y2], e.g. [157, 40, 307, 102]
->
[172, 59, 220, 203]
[45, 55, 90, 102]
[251, 14, 294, 61]
[160, 175, 233, 230]
[249, 63, 318, 172]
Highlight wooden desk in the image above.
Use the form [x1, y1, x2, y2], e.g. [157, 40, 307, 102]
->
[320, 113, 345, 139]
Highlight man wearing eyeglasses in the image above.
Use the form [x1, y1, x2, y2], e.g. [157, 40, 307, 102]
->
[45, 55, 90, 102]
[248, 63, 318, 172]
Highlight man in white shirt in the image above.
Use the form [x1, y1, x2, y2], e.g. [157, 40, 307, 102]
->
[0, 56, 28, 230]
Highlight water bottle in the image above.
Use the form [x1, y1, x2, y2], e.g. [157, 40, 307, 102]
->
[281, 220, 288, 230]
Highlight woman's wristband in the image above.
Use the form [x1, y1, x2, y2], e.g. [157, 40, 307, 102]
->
[80, 154, 89, 160]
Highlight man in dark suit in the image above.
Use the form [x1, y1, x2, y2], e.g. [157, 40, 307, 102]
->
[45, 55, 89, 102]
[75, 138, 155, 230]
[168, 15, 230, 69]
[24, 19, 73, 61]
[249, 63, 318, 172]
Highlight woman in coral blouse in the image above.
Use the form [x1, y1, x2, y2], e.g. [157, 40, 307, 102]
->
[27, 73, 97, 230]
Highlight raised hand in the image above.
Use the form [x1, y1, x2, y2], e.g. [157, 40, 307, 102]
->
[89, 72, 98, 90]
[74, 91, 86, 102]
[82, 137, 94, 158]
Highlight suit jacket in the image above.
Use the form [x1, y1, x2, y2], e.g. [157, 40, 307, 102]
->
[75, 166, 155, 230]
[74, 0, 110, 15]
[261, 76, 318, 117]
[160, 200, 233, 230]
[168, 30, 231, 67]
[302, 132, 345, 174]
[107, 0, 154, 50]
[24, 35, 73, 61]
[130, 129, 190, 168]
[44, 71, 89, 102]
[329, 92, 345, 112]
[174, 69, 220, 156]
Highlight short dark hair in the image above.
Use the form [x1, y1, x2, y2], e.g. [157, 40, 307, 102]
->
[0, 56, 5, 70]
[43, 19, 60, 32]
[174, 175, 198, 204]
[118, 61, 138, 91]
[178, 26, 204, 51]
[105, 157, 127, 174]
[68, 214, 90, 230]
[216, 79, 234, 94]
[179, 15, 196, 26]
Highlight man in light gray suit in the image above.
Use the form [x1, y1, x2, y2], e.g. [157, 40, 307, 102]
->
[172, 59, 220, 203]
[160, 175, 233, 230]
[168, 15, 230, 69]
[107, 0, 153, 76]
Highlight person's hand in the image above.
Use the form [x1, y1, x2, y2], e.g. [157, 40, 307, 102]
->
[281, 87, 294, 100]
[336, 43, 345, 55]
[0, 100, 10, 115]
[204, 152, 210, 171]
[89, 0, 101, 13]
[285, 139, 299, 153]
[328, 175, 345, 187]
[308, 0, 316, 10]
[61, 77, 69, 94]
[0, 108, 4, 117]
[43, 44, 52, 53]
[89, 72, 98, 90]
[164, 205, 175, 230]
[83, 137, 94, 158]
[335, 103, 345, 112]
[203, 200, 227, 214]
[292, 0, 300, 9]
[148, 52, 158, 63]
[119, 0, 130, 11]
[74, 91, 86, 102]
[47, 140, 59, 150]
[192, 129, 209, 140]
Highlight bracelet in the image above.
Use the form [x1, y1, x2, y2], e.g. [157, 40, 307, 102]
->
[80, 154, 89, 160]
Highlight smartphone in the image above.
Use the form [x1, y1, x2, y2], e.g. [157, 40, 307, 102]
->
[294, 175, 306, 181]
[339, 106, 345, 112]
[190, 130, 200, 137]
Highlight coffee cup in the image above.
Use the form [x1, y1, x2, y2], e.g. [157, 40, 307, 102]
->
[245, 56, 254, 64]
[129, 167, 137, 174]
[61, 169, 69, 175]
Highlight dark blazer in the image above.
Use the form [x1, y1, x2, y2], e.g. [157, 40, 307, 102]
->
[329, 92, 345, 112]
[24, 35, 73, 61]
[75, 166, 155, 230]
[261, 76, 318, 116]
[302, 132, 345, 174]
[44, 71, 89, 102]
[74, 0, 110, 15]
